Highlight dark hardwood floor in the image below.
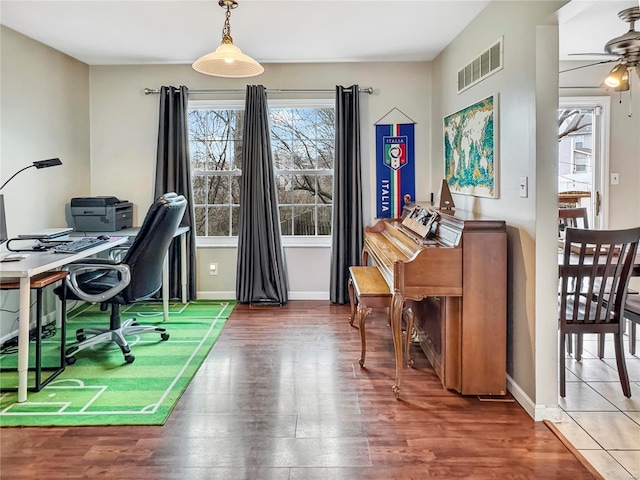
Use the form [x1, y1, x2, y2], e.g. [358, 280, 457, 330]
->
[1, 301, 594, 479]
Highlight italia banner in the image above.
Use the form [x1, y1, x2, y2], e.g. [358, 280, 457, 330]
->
[376, 123, 415, 218]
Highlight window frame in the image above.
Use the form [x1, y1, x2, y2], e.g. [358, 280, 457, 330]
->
[189, 97, 334, 247]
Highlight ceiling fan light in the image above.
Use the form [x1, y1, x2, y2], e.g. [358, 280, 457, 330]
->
[614, 68, 630, 91]
[604, 63, 628, 87]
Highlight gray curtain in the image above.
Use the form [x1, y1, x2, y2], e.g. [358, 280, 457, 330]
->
[154, 85, 197, 301]
[236, 85, 288, 305]
[330, 85, 363, 304]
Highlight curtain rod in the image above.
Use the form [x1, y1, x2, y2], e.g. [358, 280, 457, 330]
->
[144, 87, 373, 95]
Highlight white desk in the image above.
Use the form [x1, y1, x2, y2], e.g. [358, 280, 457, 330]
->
[72, 226, 190, 321]
[0, 236, 128, 403]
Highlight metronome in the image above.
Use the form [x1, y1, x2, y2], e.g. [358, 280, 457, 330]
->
[439, 179, 455, 210]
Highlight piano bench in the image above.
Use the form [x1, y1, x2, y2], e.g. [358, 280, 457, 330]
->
[348, 266, 414, 369]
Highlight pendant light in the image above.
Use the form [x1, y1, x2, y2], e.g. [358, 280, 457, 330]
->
[192, 0, 264, 78]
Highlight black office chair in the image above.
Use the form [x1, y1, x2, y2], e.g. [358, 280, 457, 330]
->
[57, 193, 187, 364]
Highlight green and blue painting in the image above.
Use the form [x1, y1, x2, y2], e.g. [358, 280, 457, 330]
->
[443, 95, 497, 198]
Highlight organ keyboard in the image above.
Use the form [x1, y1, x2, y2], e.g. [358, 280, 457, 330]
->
[362, 203, 507, 397]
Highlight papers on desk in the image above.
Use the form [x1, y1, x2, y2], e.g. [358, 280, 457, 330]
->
[17, 228, 73, 240]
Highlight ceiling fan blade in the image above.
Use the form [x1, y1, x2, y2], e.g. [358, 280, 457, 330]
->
[560, 60, 618, 74]
[568, 53, 618, 57]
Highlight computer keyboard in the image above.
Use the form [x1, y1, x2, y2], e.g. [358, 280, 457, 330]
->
[52, 237, 109, 254]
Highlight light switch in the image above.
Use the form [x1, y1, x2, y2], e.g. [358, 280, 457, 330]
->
[519, 176, 528, 198]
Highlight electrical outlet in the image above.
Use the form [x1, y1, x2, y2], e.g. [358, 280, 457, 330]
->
[611, 172, 619, 185]
[209, 263, 218, 276]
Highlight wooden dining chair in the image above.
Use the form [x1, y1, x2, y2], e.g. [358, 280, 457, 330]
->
[558, 207, 589, 359]
[559, 226, 640, 398]
[558, 207, 589, 232]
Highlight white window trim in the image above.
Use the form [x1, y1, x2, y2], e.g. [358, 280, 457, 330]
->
[196, 235, 332, 248]
[189, 97, 335, 240]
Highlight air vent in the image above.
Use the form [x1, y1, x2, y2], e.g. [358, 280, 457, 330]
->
[457, 37, 503, 93]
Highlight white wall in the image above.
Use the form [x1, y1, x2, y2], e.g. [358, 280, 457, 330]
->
[0, 26, 91, 339]
[89, 62, 432, 298]
[430, 1, 567, 418]
[1, 26, 91, 235]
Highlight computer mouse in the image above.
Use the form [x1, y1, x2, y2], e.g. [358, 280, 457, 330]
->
[97, 235, 110, 240]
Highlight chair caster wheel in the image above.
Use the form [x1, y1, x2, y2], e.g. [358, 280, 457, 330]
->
[76, 334, 86, 342]
[124, 354, 135, 364]
[65, 356, 77, 365]
[161, 332, 170, 341]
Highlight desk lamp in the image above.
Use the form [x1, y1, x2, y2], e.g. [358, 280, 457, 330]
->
[0, 158, 63, 192]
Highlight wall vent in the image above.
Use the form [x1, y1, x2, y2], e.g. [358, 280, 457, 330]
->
[457, 37, 503, 93]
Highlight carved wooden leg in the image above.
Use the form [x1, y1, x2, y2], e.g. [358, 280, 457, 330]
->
[357, 303, 369, 367]
[390, 292, 405, 399]
[403, 306, 415, 368]
[348, 277, 356, 327]
[613, 332, 631, 398]
[361, 249, 369, 267]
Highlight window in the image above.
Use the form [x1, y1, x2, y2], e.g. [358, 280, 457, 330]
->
[189, 99, 334, 238]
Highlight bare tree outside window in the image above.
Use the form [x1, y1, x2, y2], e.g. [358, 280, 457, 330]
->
[189, 102, 334, 237]
[558, 108, 593, 200]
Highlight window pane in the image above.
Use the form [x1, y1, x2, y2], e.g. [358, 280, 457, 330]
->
[279, 206, 293, 236]
[231, 206, 240, 236]
[208, 207, 230, 236]
[293, 206, 315, 235]
[272, 142, 293, 169]
[318, 206, 332, 235]
[277, 174, 293, 204]
[292, 108, 315, 136]
[231, 175, 241, 204]
[317, 138, 334, 169]
[193, 175, 207, 204]
[208, 175, 229, 204]
[317, 174, 333, 205]
[194, 206, 207, 236]
[293, 174, 316, 204]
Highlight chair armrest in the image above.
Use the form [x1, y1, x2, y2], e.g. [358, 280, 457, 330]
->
[68, 258, 119, 266]
[63, 262, 131, 303]
[108, 246, 130, 262]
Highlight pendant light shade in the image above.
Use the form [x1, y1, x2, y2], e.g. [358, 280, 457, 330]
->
[192, 0, 263, 78]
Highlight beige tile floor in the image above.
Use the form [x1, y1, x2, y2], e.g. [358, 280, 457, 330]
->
[554, 329, 640, 480]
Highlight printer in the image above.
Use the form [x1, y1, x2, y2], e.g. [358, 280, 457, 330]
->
[70, 196, 133, 232]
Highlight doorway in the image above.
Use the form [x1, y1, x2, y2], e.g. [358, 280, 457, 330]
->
[558, 96, 611, 229]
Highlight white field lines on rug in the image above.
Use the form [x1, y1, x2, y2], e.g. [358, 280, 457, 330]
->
[0, 301, 233, 418]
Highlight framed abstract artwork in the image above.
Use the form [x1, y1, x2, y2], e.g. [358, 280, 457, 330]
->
[443, 95, 498, 198]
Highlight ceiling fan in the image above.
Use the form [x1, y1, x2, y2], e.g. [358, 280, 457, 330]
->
[562, 6, 640, 91]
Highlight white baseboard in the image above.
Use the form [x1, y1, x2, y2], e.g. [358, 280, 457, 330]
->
[506, 374, 562, 422]
[196, 291, 330, 301]
[0, 311, 58, 346]
[197, 291, 236, 300]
